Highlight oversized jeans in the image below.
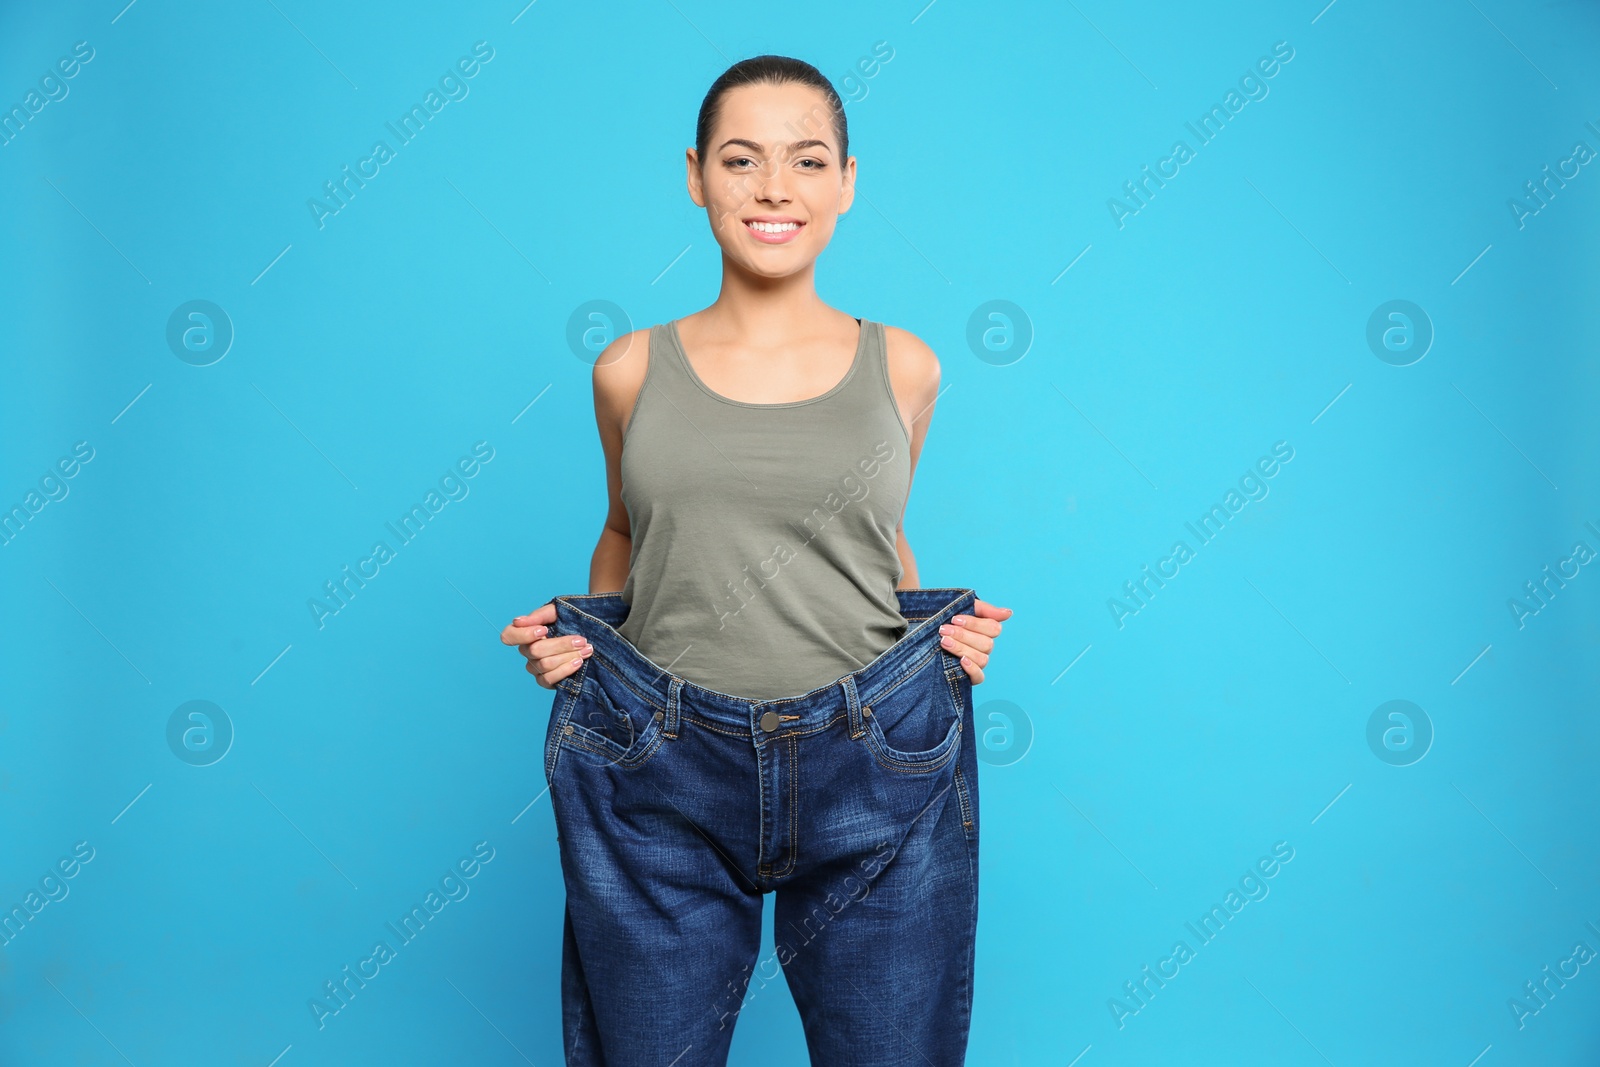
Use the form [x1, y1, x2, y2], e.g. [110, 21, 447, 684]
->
[542, 587, 982, 1067]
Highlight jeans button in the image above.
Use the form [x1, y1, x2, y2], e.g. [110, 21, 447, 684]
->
[759, 710, 779, 733]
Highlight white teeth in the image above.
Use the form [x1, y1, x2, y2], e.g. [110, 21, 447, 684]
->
[747, 221, 799, 233]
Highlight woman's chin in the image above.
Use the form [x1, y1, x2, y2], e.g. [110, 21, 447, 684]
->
[723, 251, 816, 279]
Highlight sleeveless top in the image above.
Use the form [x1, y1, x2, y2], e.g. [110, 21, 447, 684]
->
[614, 316, 914, 701]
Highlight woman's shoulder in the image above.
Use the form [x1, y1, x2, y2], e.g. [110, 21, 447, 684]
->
[593, 325, 654, 367]
[874, 321, 941, 435]
[877, 320, 941, 390]
[591, 327, 654, 435]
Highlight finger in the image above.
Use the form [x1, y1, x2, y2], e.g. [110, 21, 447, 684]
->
[949, 611, 1003, 639]
[533, 644, 593, 675]
[502, 622, 550, 646]
[528, 649, 583, 687]
[537, 649, 591, 687]
[521, 633, 589, 661]
[959, 655, 986, 685]
[940, 617, 992, 643]
[526, 659, 554, 688]
[940, 632, 990, 667]
[503, 602, 558, 643]
[514, 602, 558, 625]
[522, 633, 589, 663]
[970, 599, 1014, 621]
[939, 621, 994, 654]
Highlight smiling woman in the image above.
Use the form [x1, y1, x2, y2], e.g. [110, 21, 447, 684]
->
[500, 52, 1012, 1067]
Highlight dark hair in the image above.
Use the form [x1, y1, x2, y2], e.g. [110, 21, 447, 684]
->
[695, 55, 848, 168]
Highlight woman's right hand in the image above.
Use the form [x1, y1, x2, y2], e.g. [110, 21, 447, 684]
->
[501, 602, 593, 689]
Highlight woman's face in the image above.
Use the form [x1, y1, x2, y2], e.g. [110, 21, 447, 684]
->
[688, 81, 854, 279]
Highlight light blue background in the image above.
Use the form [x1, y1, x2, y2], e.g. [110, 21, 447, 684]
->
[2, 1, 1597, 1064]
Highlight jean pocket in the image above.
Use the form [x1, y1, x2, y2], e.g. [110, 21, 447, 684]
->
[860, 646, 965, 774]
[558, 659, 666, 769]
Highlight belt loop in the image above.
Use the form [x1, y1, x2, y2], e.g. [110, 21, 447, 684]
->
[665, 676, 683, 739]
[841, 673, 864, 740]
[546, 595, 566, 641]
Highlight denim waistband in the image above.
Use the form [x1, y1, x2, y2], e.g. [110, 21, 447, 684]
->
[547, 587, 977, 730]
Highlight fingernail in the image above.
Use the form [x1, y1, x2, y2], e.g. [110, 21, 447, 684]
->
[952, 615, 966, 624]
[941, 635, 953, 647]
[580, 645, 593, 656]
[571, 636, 586, 647]
[939, 624, 951, 634]
[534, 626, 547, 636]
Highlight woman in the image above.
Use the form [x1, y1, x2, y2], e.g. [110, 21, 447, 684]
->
[502, 54, 1012, 1066]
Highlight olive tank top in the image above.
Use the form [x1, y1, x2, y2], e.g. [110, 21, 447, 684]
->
[615, 316, 913, 701]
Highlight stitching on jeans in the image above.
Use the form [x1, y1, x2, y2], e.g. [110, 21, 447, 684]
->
[550, 675, 576, 783]
[562, 678, 667, 768]
[868, 730, 961, 774]
[881, 645, 940, 696]
[684, 710, 848, 741]
[954, 763, 974, 830]
[757, 728, 769, 877]
[587, 656, 666, 716]
[780, 732, 798, 877]
[770, 732, 798, 878]
[957, 776, 978, 1025]
[794, 711, 847, 739]
[683, 714, 744, 737]
[565, 723, 662, 766]
[565, 724, 665, 768]
[863, 713, 962, 774]
[944, 664, 965, 717]
[551, 588, 971, 665]
[549, 592, 973, 721]
[547, 678, 582, 784]
[763, 640, 939, 712]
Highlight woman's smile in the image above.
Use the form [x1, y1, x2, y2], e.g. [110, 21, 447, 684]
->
[743, 215, 805, 243]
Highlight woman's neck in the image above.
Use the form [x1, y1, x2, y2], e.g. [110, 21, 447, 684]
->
[696, 257, 845, 342]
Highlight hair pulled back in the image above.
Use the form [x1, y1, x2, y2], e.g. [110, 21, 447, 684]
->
[695, 55, 848, 167]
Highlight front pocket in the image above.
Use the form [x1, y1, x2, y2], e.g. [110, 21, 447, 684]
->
[560, 660, 665, 769]
[860, 646, 965, 773]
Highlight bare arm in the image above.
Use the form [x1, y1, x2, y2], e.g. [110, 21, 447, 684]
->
[499, 327, 650, 687]
[896, 529, 920, 589]
[884, 325, 1012, 681]
[884, 324, 940, 590]
[588, 327, 652, 594]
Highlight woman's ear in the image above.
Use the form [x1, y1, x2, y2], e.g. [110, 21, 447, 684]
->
[838, 154, 857, 215]
[685, 148, 707, 208]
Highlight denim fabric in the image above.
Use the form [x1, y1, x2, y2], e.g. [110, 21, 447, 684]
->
[542, 587, 981, 1067]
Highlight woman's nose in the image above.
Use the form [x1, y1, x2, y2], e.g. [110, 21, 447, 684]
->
[754, 161, 790, 203]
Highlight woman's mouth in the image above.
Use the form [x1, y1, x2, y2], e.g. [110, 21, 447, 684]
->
[744, 219, 804, 244]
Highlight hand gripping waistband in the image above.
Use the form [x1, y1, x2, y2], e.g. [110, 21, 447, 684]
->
[544, 587, 978, 731]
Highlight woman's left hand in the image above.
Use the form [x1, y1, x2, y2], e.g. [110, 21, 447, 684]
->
[938, 598, 1013, 684]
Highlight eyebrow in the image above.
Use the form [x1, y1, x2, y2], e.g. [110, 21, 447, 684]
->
[716, 138, 833, 156]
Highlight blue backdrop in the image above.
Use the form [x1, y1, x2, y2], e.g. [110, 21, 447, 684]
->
[3, 1, 1598, 1064]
